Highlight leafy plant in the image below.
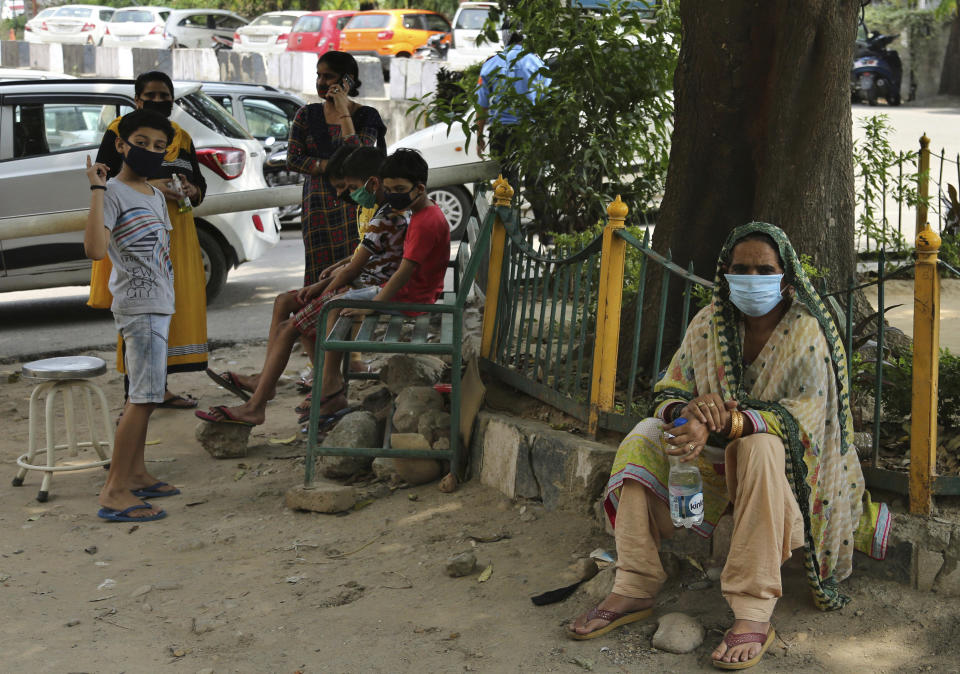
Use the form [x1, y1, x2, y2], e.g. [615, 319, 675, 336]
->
[853, 114, 927, 252]
[409, 0, 678, 234]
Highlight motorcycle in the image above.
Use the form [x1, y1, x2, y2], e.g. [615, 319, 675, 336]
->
[851, 28, 902, 106]
[413, 32, 451, 61]
[262, 137, 303, 227]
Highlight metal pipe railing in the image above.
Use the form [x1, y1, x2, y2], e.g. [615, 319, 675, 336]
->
[0, 184, 302, 240]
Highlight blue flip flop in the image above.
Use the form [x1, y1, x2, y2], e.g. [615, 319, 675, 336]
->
[97, 503, 167, 523]
[132, 482, 181, 499]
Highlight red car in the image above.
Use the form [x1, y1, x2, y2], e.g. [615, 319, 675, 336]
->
[286, 10, 355, 55]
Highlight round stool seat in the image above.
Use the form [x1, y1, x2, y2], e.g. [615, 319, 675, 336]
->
[22, 356, 106, 380]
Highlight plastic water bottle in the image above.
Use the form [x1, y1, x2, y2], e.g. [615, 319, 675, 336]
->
[663, 417, 704, 529]
[170, 174, 192, 214]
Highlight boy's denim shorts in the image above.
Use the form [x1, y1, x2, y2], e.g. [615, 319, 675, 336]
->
[115, 313, 171, 404]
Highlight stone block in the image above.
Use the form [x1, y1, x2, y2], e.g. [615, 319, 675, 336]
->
[572, 565, 614, 606]
[132, 48, 171, 78]
[195, 421, 250, 458]
[355, 56, 385, 97]
[317, 410, 378, 478]
[651, 613, 704, 654]
[916, 548, 944, 592]
[478, 417, 524, 499]
[381, 354, 446, 395]
[476, 413, 616, 513]
[372, 457, 399, 482]
[285, 482, 356, 513]
[418, 409, 451, 445]
[934, 557, 960, 597]
[392, 386, 444, 433]
[389, 433, 442, 485]
[530, 429, 617, 514]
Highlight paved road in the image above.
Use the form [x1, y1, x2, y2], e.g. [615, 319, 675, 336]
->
[0, 231, 304, 362]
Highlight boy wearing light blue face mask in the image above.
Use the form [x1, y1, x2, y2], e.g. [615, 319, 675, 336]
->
[84, 109, 177, 523]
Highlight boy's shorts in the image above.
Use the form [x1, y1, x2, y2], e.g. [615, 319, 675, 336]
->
[293, 286, 379, 337]
[115, 313, 171, 404]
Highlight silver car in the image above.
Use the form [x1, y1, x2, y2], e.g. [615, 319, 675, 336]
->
[0, 78, 280, 300]
[164, 9, 247, 49]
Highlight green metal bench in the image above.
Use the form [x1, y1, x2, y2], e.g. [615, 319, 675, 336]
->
[303, 192, 504, 485]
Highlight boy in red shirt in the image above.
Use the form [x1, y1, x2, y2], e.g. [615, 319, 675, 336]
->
[198, 148, 449, 426]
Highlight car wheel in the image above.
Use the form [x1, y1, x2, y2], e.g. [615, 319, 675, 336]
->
[197, 227, 229, 302]
[428, 185, 471, 240]
[396, 51, 411, 58]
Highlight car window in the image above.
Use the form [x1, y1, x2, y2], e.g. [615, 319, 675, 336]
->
[294, 15, 321, 32]
[251, 14, 298, 28]
[402, 14, 424, 30]
[455, 8, 489, 29]
[216, 16, 246, 30]
[345, 13, 390, 30]
[178, 14, 213, 28]
[113, 10, 153, 22]
[335, 15, 352, 31]
[177, 91, 252, 140]
[99, 10, 114, 21]
[159, 11, 170, 21]
[54, 7, 92, 18]
[35, 8, 57, 20]
[241, 98, 293, 140]
[209, 94, 232, 111]
[12, 101, 133, 159]
[423, 14, 450, 32]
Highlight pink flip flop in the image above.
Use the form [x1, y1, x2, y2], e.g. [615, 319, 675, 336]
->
[195, 405, 256, 427]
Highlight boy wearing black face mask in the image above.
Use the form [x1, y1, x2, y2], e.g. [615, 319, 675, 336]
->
[84, 110, 178, 523]
[195, 149, 449, 428]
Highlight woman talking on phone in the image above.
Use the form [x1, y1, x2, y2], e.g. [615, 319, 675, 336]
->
[287, 51, 387, 287]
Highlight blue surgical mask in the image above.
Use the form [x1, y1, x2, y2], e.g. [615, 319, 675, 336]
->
[724, 274, 785, 317]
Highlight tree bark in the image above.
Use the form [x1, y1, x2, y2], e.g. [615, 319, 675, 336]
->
[939, 12, 960, 96]
[629, 0, 861, 376]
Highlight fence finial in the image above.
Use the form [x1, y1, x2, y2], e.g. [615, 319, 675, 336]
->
[916, 223, 941, 252]
[919, 133, 930, 150]
[493, 175, 514, 207]
[607, 195, 629, 227]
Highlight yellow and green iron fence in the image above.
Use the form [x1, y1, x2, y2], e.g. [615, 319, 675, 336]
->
[479, 132, 960, 515]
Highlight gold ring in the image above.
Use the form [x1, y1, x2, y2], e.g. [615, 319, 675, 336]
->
[707, 402, 717, 408]
[688, 443, 695, 451]
[696, 402, 707, 407]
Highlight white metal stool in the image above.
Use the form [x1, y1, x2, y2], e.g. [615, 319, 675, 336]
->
[12, 356, 113, 502]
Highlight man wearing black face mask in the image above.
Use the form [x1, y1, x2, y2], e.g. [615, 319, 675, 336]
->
[90, 71, 210, 418]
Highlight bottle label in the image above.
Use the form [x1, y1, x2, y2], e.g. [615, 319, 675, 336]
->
[671, 491, 704, 519]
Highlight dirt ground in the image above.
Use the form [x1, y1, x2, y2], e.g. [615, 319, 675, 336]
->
[1, 343, 959, 673]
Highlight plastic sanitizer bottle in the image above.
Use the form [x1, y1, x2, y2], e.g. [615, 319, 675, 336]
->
[170, 173, 192, 214]
[664, 417, 704, 529]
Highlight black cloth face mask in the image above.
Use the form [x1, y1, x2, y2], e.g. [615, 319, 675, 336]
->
[123, 142, 165, 178]
[142, 99, 174, 118]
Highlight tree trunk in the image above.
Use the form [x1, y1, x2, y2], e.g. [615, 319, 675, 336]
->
[939, 12, 960, 96]
[628, 0, 861, 376]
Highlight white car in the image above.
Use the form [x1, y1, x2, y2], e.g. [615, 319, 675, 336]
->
[37, 4, 114, 46]
[389, 122, 497, 239]
[0, 67, 75, 81]
[0, 79, 279, 300]
[451, 2, 498, 51]
[233, 11, 308, 54]
[22, 7, 59, 43]
[102, 6, 173, 49]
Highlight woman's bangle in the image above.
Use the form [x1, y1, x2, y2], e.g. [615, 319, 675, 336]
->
[340, 115, 352, 120]
[90, 185, 106, 191]
[727, 410, 744, 440]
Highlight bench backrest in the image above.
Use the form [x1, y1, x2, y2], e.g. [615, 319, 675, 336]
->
[454, 195, 502, 307]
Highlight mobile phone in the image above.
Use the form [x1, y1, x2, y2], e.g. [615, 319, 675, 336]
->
[342, 74, 356, 94]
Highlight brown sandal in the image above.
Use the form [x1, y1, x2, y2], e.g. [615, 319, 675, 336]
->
[712, 627, 775, 670]
[567, 605, 654, 640]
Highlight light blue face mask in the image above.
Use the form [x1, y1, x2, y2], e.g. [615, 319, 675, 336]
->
[724, 274, 785, 317]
